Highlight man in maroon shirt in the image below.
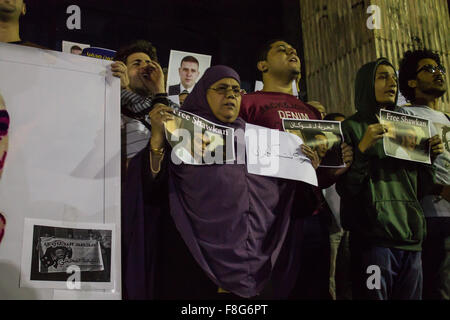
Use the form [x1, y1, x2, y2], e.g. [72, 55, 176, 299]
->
[240, 39, 353, 299]
[240, 40, 321, 128]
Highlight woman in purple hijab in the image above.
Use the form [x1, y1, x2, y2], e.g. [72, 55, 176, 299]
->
[123, 65, 303, 299]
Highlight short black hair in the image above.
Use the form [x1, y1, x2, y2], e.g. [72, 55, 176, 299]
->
[399, 49, 442, 102]
[255, 38, 292, 81]
[114, 40, 158, 64]
[180, 56, 199, 66]
[324, 113, 345, 121]
[256, 38, 288, 64]
[70, 45, 82, 51]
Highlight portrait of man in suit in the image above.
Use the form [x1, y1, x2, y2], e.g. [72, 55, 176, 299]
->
[168, 55, 200, 95]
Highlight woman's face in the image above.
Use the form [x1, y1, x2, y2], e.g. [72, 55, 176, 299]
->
[206, 78, 241, 123]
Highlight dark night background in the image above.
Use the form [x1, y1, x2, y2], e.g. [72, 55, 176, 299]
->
[19, 0, 307, 95]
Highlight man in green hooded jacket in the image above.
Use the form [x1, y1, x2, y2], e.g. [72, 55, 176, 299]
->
[336, 58, 443, 300]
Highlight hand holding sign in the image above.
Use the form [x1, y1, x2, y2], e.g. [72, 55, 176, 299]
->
[341, 142, 353, 167]
[149, 104, 175, 150]
[429, 134, 444, 162]
[110, 61, 130, 89]
[301, 144, 320, 169]
[358, 123, 387, 153]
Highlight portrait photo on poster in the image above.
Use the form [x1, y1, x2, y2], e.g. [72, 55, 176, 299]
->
[167, 50, 212, 96]
[282, 118, 345, 168]
[62, 40, 90, 56]
[380, 109, 431, 164]
[164, 109, 235, 165]
[20, 219, 115, 291]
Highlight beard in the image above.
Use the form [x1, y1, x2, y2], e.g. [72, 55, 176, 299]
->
[421, 87, 446, 98]
[418, 78, 447, 98]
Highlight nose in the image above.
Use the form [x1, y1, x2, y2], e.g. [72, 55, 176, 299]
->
[287, 47, 297, 56]
[225, 88, 239, 99]
[387, 75, 397, 87]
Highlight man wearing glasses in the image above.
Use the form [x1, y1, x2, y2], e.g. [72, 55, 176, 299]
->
[397, 49, 450, 300]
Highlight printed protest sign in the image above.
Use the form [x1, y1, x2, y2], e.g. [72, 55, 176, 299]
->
[21, 219, 114, 291]
[39, 237, 104, 273]
[282, 119, 345, 168]
[380, 109, 431, 164]
[164, 109, 235, 165]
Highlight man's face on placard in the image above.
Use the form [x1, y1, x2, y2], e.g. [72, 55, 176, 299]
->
[179, 61, 199, 89]
[0, 0, 26, 20]
[70, 47, 82, 55]
[402, 128, 417, 151]
[314, 134, 329, 159]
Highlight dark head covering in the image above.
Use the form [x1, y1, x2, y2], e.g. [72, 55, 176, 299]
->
[168, 65, 297, 298]
[355, 57, 399, 119]
[352, 57, 399, 159]
[181, 65, 243, 128]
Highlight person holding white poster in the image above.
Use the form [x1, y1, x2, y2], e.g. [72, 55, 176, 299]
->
[111, 40, 177, 164]
[336, 58, 443, 300]
[397, 49, 449, 300]
[240, 39, 353, 299]
[122, 65, 308, 300]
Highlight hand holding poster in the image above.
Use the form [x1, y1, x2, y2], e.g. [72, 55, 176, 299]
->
[434, 122, 450, 184]
[380, 109, 431, 164]
[164, 109, 235, 165]
[282, 119, 345, 168]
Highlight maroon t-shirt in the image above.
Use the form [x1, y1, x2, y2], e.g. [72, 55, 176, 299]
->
[239, 91, 321, 129]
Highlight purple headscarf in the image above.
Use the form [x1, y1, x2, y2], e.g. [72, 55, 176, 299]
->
[168, 65, 297, 298]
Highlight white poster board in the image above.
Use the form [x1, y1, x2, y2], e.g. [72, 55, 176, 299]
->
[245, 123, 317, 186]
[0, 42, 121, 300]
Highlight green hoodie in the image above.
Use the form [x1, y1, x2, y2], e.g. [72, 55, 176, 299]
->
[336, 58, 435, 251]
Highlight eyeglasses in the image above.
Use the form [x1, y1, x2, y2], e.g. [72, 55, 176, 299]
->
[208, 86, 242, 97]
[415, 64, 446, 75]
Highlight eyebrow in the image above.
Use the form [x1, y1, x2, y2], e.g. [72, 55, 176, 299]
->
[130, 58, 151, 63]
[216, 84, 240, 87]
[376, 71, 397, 76]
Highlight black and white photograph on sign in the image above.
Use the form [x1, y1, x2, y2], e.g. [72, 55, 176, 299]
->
[20, 219, 115, 290]
[166, 50, 212, 101]
[282, 119, 344, 168]
[164, 109, 235, 165]
[62, 40, 90, 55]
[380, 109, 431, 164]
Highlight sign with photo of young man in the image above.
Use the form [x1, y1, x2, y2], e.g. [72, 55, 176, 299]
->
[380, 109, 431, 164]
[282, 119, 345, 168]
[164, 109, 235, 165]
